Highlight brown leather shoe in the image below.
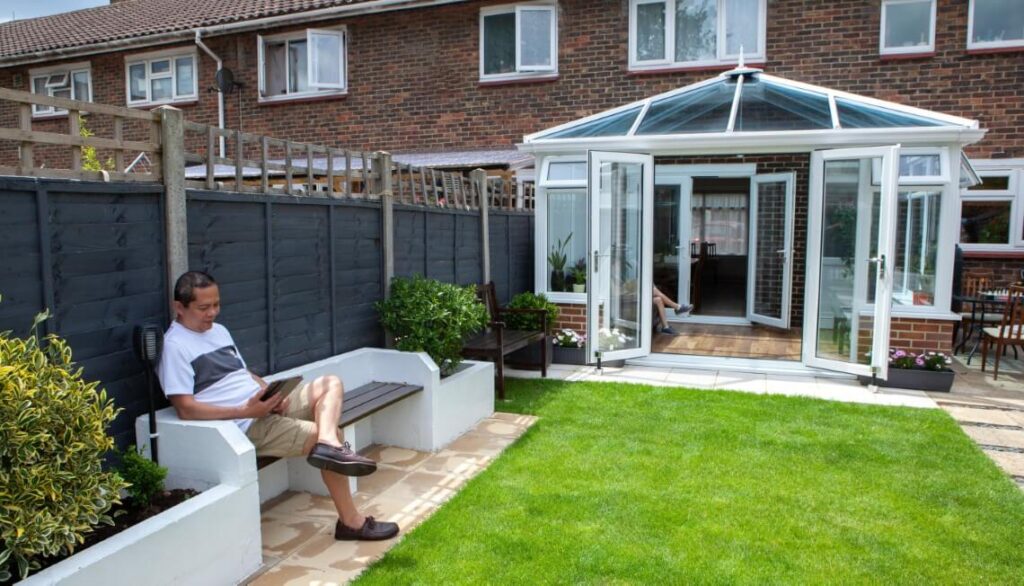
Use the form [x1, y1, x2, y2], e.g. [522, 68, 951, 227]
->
[334, 517, 399, 541]
[306, 441, 377, 477]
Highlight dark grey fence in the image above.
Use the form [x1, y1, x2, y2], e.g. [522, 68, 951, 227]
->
[0, 178, 534, 448]
[0, 177, 167, 449]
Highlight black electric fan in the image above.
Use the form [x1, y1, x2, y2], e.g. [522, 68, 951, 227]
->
[133, 324, 164, 464]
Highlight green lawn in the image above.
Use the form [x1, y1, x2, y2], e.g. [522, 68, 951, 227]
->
[356, 379, 1024, 584]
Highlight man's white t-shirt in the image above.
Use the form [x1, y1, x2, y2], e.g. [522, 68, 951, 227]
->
[156, 321, 259, 432]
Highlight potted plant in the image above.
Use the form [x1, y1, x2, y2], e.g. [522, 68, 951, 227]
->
[376, 275, 488, 376]
[570, 258, 587, 293]
[858, 349, 954, 392]
[552, 329, 587, 365]
[548, 233, 572, 292]
[503, 292, 559, 370]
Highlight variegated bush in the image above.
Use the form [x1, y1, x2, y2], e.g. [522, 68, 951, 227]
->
[0, 310, 128, 582]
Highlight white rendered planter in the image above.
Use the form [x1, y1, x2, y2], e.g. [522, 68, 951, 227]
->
[20, 416, 263, 586]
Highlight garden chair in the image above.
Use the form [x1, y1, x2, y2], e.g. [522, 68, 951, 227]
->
[980, 285, 1024, 380]
[953, 276, 999, 353]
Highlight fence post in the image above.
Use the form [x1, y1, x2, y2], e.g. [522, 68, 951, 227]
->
[158, 106, 187, 302]
[374, 152, 395, 347]
[471, 169, 490, 285]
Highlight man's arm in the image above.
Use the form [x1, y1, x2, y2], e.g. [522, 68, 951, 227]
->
[168, 387, 284, 421]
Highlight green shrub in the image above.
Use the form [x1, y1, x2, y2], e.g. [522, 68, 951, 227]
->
[503, 292, 559, 332]
[0, 310, 128, 582]
[118, 447, 167, 508]
[376, 276, 488, 376]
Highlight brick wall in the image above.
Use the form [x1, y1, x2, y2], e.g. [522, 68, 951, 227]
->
[2, 0, 1022, 163]
[888, 317, 956, 355]
[963, 255, 1024, 289]
[552, 302, 584, 332]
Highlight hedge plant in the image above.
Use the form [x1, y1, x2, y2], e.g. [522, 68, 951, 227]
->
[502, 292, 560, 332]
[376, 276, 488, 376]
[0, 310, 128, 582]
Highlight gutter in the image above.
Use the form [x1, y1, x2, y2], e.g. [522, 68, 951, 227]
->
[0, 0, 470, 68]
[194, 30, 226, 158]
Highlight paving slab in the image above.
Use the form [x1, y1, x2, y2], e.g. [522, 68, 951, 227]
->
[246, 413, 536, 585]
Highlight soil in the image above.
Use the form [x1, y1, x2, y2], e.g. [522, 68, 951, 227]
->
[3, 489, 199, 584]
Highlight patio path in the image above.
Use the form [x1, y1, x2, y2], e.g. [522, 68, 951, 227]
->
[938, 355, 1024, 489]
[245, 412, 537, 585]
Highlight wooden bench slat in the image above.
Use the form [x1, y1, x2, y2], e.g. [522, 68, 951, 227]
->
[256, 380, 423, 470]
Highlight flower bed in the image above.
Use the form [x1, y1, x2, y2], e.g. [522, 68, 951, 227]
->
[552, 329, 587, 365]
[859, 350, 954, 392]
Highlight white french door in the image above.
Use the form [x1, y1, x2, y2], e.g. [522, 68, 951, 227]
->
[746, 173, 796, 328]
[586, 151, 654, 364]
[804, 146, 900, 379]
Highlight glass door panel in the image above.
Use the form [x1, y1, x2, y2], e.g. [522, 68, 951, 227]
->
[747, 173, 795, 328]
[587, 151, 654, 363]
[805, 146, 899, 378]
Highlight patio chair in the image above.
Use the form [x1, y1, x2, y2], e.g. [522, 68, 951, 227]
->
[980, 285, 1024, 380]
[953, 276, 1000, 353]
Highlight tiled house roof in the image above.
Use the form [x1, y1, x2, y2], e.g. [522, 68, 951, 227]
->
[0, 0, 445, 62]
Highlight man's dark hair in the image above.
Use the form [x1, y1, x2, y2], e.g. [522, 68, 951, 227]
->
[174, 271, 217, 307]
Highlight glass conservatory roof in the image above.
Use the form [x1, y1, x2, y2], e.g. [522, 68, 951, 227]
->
[528, 67, 976, 142]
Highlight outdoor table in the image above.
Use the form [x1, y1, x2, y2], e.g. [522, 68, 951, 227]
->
[956, 290, 1009, 364]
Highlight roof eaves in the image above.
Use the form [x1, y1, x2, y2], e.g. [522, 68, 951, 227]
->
[0, 0, 470, 68]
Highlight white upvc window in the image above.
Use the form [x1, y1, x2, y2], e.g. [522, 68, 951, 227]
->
[968, 0, 1024, 50]
[880, 0, 936, 55]
[479, 3, 558, 82]
[125, 51, 198, 106]
[628, 0, 767, 71]
[958, 161, 1024, 251]
[29, 63, 92, 117]
[258, 27, 347, 101]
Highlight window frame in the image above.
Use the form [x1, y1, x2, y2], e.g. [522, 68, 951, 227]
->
[479, 2, 559, 82]
[628, 0, 768, 72]
[958, 162, 1023, 252]
[967, 0, 1024, 51]
[536, 156, 588, 303]
[257, 27, 348, 103]
[124, 50, 198, 107]
[29, 62, 92, 118]
[879, 0, 936, 56]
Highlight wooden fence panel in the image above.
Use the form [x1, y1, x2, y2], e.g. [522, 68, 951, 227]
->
[0, 177, 167, 450]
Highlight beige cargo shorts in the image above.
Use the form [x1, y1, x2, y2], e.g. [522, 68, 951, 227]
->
[244, 381, 318, 458]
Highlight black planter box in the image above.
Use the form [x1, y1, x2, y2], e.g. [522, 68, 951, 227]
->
[858, 368, 954, 392]
[506, 337, 553, 371]
[552, 345, 587, 365]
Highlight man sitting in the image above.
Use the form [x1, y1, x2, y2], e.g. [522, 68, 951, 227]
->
[156, 270, 399, 541]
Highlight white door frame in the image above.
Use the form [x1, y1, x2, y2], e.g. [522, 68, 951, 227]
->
[586, 150, 655, 363]
[803, 145, 900, 379]
[747, 172, 796, 328]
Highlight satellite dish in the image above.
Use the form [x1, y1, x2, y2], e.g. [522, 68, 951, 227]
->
[215, 68, 240, 94]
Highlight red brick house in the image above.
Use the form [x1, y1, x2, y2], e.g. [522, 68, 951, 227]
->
[1, 0, 1022, 377]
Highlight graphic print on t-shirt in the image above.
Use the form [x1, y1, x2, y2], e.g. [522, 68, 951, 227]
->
[192, 345, 246, 393]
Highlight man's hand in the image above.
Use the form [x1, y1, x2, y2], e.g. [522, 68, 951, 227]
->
[271, 395, 291, 415]
[244, 387, 285, 419]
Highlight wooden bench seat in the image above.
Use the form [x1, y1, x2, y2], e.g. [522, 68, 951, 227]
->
[256, 380, 423, 469]
[461, 282, 548, 400]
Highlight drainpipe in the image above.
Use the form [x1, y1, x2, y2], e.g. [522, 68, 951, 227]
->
[194, 30, 226, 158]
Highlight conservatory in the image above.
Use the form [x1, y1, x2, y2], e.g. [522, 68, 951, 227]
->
[517, 65, 984, 379]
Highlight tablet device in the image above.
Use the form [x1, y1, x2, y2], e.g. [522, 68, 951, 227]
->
[260, 376, 303, 402]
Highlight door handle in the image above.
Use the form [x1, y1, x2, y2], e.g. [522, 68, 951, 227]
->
[593, 250, 600, 273]
[868, 255, 886, 279]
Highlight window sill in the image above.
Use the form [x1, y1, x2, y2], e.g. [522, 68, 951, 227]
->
[627, 62, 765, 76]
[544, 292, 585, 304]
[258, 92, 348, 106]
[966, 45, 1024, 56]
[961, 249, 1024, 259]
[479, 74, 559, 87]
[879, 51, 935, 61]
[31, 111, 90, 121]
[129, 99, 198, 110]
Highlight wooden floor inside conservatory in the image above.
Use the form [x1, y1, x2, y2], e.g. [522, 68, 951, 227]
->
[653, 323, 802, 361]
